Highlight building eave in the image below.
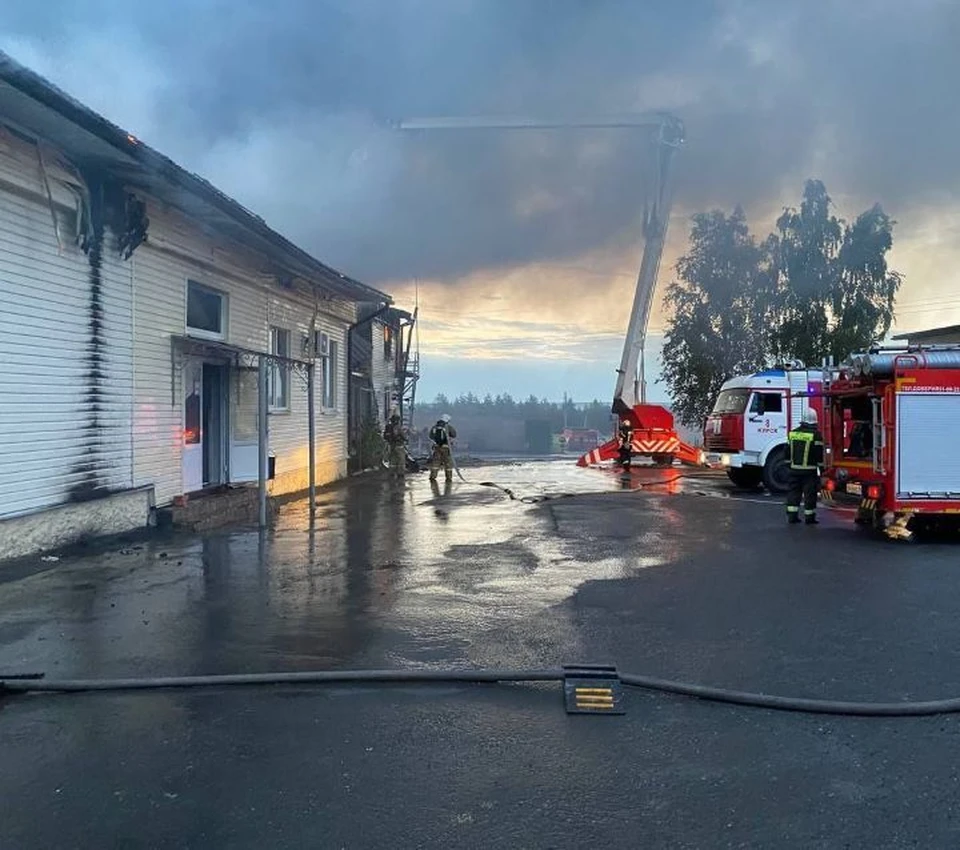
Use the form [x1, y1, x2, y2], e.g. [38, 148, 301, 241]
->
[0, 50, 390, 305]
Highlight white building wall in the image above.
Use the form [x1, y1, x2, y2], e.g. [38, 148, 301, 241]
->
[131, 201, 355, 505]
[0, 127, 133, 520]
[370, 319, 396, 424]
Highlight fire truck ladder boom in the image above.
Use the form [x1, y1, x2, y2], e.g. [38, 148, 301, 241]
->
[395, 113, 700, 468]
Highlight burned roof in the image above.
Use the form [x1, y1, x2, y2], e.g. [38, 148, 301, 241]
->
[0, 50, 389, 305]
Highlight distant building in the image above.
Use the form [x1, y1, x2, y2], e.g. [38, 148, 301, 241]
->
[893, 325, 960, 346]
[0, 51, 392, 558]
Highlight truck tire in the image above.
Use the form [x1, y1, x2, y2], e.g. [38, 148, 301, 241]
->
[652, 453, 674, 467]
[727, 467, 762, 489]
[762, 446, 792, 494]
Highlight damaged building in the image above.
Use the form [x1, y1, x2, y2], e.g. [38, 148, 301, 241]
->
[0, 51, 399, 559]
[348, 305, 419, 470]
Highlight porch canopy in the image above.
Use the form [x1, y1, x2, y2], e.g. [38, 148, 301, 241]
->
[171, 335, 317, 526]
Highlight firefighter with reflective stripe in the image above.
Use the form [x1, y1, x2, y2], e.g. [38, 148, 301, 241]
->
[786, 408, 825, 525]
[383, 412, 407, 479]
[617, 419, 633, 469]
[429, 414, 457, 482]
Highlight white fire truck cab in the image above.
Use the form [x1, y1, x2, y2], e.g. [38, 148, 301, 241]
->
[704, 366, 826, 492]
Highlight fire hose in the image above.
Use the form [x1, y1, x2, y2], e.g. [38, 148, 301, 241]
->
[5, 666, 960, 717]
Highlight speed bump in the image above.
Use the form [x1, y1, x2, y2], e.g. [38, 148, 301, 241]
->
[562, 664, 625, 715]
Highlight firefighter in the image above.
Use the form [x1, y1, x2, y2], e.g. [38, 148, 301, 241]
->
[786, 408, 825, 525]
[429, 414, 457, 482]
[383, 412, 407, 479]
[617, 418, 633, 469]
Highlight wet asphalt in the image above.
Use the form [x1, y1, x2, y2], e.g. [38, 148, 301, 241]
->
[3, 461, 960, 848]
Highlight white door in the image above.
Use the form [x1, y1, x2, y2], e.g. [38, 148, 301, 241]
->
[745, 389, 788, 454]
[182, 360, 203, 493]
[229, 368, 260, 482]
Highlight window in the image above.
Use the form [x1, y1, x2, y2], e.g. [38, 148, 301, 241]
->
[317, 331, 339, 409]
[712, 389, 750, 415]
[383, 324, 394, 360]
[269, 327, 290, 410]
[749, 392, 783, 414]
[187, 281, 225, 338]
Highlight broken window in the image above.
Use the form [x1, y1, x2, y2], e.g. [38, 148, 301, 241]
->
[384, 324, 394, 360]
[187, 281, 225, 338]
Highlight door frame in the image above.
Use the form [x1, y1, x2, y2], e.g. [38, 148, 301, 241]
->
[181, 357, 230, 494]
[201, 361, 229, 487]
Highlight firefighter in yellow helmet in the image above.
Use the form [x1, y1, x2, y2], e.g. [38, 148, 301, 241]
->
[429, 414, 457, 482]
[786, 408, 825, 525]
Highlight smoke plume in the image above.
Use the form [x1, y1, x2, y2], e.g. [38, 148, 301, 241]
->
[4, 0, 959, 295]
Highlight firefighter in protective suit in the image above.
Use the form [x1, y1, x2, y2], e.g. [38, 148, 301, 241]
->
[617, 419, 633, 469]
[383, 413, 407, 479]
[429, 414, 457, 482]
[786, 408, 825, 525]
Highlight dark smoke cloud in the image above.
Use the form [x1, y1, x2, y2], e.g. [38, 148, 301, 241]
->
[4, 0, 958, 284]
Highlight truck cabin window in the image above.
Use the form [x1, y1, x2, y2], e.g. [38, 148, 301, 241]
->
[750, 392, 782, 415]
[712, 389, 750, 414]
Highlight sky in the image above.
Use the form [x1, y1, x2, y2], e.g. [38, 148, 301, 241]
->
[3, 0, 960, 403]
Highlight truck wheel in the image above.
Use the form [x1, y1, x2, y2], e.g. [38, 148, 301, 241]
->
[727, 467, 762, 489]
[762, 447, 792, 494]
[652, 453, 674, 467]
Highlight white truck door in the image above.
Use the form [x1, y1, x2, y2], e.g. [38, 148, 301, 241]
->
[745, 388, 788, 456]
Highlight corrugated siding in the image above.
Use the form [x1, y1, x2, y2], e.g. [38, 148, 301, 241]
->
[370, 319, 395, 423]
[133, 202, 353, 503]
[263, 292, 349, 479]
[130, 242, 187, 504]
[0, 132, 133, 519]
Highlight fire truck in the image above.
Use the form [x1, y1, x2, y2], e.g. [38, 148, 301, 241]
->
[394, 112, 701, 470]
[821, 347, 960, 538]
[703, 364, 828, 492]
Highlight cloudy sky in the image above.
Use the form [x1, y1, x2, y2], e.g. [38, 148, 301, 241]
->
[4, 0, 960, 402]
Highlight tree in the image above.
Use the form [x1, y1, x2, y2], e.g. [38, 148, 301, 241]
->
[768, 180, 901, 365]
[827, 202, 901, 360]
[660, 207, 771, 427]
[662, 180, 902, 427]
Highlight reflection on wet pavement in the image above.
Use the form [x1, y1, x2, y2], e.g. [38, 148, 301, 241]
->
[0, 462, 734, 680]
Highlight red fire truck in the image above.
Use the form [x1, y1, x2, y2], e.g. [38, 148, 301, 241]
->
[821, 347, 960, 539]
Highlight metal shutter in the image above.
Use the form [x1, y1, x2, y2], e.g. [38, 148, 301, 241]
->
[896, 393, 960, 498]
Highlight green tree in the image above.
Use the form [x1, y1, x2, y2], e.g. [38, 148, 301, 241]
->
[662, 180, 902, 428]
[660, 207, 771, 427]
[768, 180, 901, 365]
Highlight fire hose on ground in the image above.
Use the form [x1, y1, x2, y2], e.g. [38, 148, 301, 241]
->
[445, 448, 692, 503]
[3, 666, 960, 717]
